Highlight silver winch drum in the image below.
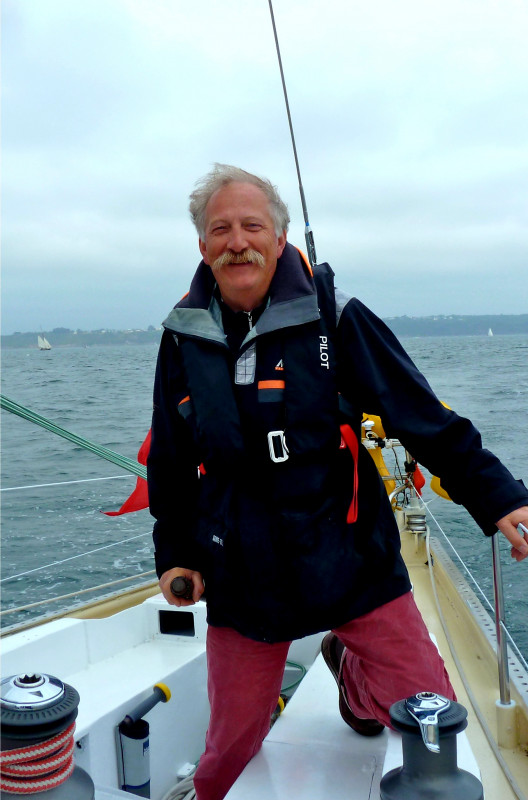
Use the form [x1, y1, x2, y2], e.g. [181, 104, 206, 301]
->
[1, 672, 94, 799]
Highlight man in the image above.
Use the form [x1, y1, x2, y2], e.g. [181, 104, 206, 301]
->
[147, 164, 528, 800]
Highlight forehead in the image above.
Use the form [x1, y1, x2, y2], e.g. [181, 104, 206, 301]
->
[204, 182, 272, 224]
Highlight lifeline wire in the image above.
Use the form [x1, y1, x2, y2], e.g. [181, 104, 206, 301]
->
[1, 475, 132, 492]
[423, 497, 528, 672]
[421, 510, 527, 800]
[267, 0, 317, 268]
[0, 532, 151, 583]
[1, 571, 157, 617]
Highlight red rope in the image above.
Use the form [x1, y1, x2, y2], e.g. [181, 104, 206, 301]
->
[0, 723, 76, 795]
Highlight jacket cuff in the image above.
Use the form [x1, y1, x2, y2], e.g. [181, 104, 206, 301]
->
[465, 479, 528, 536]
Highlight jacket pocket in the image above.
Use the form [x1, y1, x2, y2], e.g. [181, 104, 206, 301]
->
[278, 496, 340, 553]
[277, 497, 361, 611]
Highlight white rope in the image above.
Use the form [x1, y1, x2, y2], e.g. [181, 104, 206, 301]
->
[420, 498, 495, 614]
[0, 532, 152, 583]
[160, 768, 197, 800]
[1, 475, 132, 492]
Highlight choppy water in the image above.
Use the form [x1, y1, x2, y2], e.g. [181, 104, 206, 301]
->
[1, 336, 527, 662]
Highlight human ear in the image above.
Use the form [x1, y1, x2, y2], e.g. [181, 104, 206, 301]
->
[199, 238, 210, 265]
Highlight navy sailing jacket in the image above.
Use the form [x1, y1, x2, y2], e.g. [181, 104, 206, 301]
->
[147, 243, 528, 643]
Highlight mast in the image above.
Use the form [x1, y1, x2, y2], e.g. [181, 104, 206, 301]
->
[267, 0, 317, 269]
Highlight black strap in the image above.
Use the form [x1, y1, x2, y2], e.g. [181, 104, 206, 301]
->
[281, 261, 339, 458]
[312, 262, 337, 335]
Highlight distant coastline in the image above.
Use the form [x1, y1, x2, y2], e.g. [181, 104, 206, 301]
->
[384, 314, 528, 338]
[2, 315, 527, 348]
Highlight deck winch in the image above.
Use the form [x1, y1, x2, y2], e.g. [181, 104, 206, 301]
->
[116, 682, 171, 798]
[380, 691, 484, 799]
[0, 672, 94, 798]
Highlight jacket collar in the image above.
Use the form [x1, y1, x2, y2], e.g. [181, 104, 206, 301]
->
[163, 242, 320, 342]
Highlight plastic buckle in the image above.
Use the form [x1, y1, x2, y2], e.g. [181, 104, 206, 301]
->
[268, 430, 289, 463]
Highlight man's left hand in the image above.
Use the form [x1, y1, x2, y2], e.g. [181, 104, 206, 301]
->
[496, 506, 528, 561]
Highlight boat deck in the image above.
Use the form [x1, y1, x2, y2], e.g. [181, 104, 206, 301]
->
[226, 650, 480, 800]
[2, 538, 528, 799]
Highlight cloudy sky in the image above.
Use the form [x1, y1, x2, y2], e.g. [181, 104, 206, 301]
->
[2, 0, 527, 334]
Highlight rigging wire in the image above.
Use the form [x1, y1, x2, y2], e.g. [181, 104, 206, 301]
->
[423, 499, 496, 614]
[422, 495, 528, 671]
[383, 440, 528, 672]
[267, 0, 317, 268]
[0, 531, 152, 584]
[1, 475, 132, 492]
[383, 451, 528, 798]
[0, 395, 146, 479]
[421, 512, 527, 800]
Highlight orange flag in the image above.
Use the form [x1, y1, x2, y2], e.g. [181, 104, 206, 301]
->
[103, 430, 151, 516]
[413, 464, 426, 495]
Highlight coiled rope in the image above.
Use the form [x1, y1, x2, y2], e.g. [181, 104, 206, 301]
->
[0, 723, 76, 795]
[161, 769, 197, 800]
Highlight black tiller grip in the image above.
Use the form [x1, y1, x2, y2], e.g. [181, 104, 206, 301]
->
[170, 576, 194, 600]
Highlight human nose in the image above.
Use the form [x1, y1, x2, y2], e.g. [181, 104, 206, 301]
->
[227, 224, 249, 253]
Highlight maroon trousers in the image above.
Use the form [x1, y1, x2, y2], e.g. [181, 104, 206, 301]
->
[193, 592, 455, 800]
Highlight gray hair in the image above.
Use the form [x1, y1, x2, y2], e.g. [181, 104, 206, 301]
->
[189, 164, 290, 238]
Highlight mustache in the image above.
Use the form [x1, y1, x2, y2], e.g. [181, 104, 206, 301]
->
[211, 249, 265, 271]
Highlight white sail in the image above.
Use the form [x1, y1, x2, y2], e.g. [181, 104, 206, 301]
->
[488, 328, 493, 337]
[38, 335, 52, 350]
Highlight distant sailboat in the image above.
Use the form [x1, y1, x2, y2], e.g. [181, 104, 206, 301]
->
[38, 335, 52, 350]
[487, 328, 493, 337]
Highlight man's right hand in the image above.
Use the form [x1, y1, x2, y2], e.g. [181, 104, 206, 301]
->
[159, 567, 205, 607]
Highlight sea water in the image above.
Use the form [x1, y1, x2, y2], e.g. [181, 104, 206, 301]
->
[1, 335, 527, 662]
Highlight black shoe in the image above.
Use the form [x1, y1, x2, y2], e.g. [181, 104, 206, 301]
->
[321, 632, 385, 736]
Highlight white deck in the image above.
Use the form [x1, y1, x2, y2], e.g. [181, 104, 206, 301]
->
[227, 655, 387, 799]
[227, 649, 480, 800]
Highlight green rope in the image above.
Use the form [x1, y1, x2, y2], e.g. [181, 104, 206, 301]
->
[0, 394, 147, 480]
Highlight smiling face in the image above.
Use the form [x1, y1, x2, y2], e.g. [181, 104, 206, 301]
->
[198, 182, 287, 312]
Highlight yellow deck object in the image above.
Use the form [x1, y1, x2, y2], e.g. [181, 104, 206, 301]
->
[154, 682, 172, 702]
[362, 414, 395, 496]
[361, 412, 386, 439]
[430, 475, 452, 501]
[362, 410, 453, 502]
[430, 402, 453, 501]
[369, 446, 396, 496]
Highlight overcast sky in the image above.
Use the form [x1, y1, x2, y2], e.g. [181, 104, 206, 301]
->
[2, 0, 527, 335]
